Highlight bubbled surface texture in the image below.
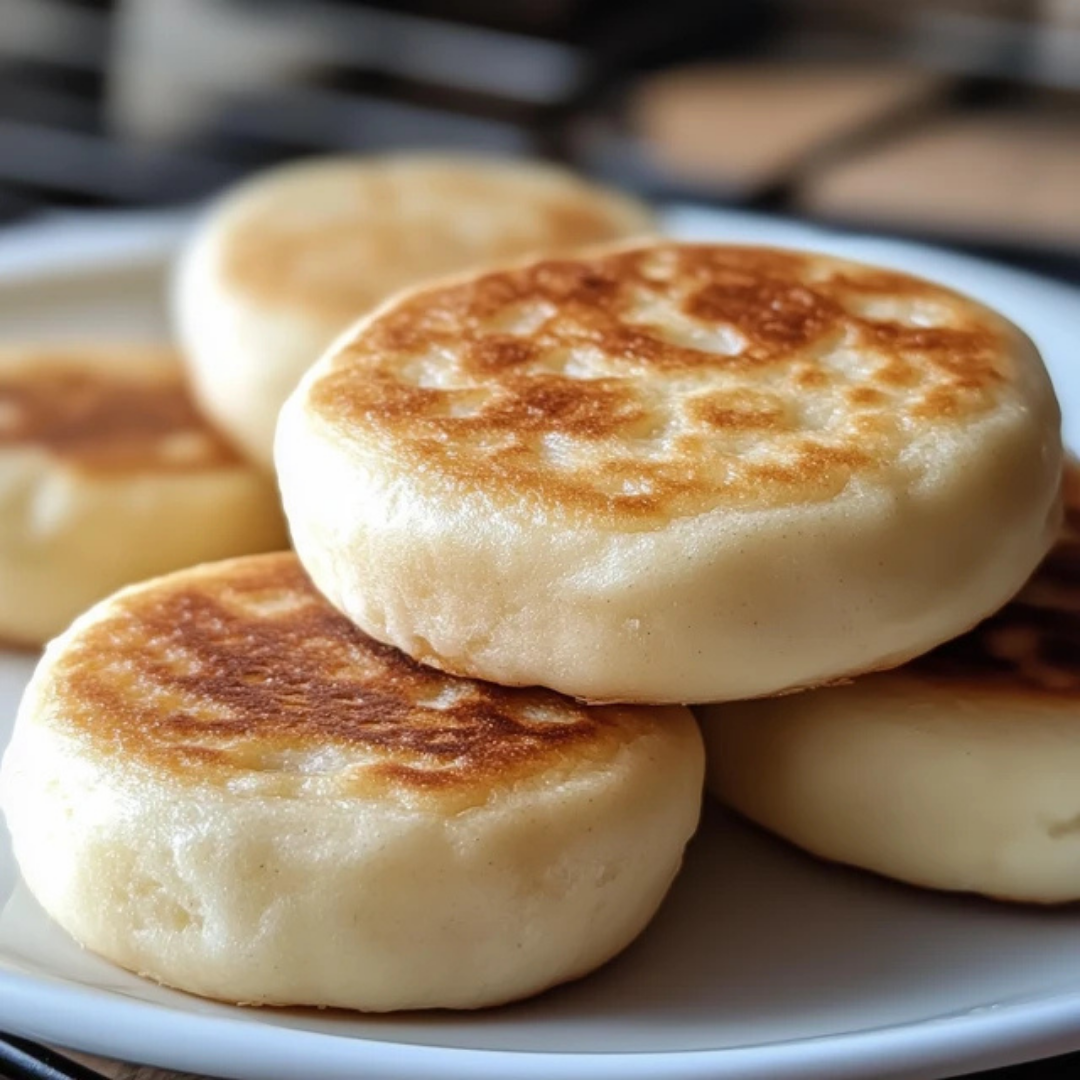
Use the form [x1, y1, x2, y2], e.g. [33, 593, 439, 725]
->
[48, 553, 670, 806]
[315, 243, 1032, 523]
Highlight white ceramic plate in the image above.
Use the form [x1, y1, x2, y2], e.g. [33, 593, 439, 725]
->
[1, 207, 1079, 1080]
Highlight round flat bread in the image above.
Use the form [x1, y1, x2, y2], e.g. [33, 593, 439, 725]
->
[700, 464, 1080, 903]
[0, 553, 703, 1010]
[277, 242, 1062, 703]
[0, 343, 286, 645]
[173, 154, 656, 466]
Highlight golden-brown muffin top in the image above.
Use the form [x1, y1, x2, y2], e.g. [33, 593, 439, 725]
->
[0, 345, 241, 472]
[913, 463, 1080, 698]
[311, 242, 1035, 524]
[48, 553, 672, 805]
[220, 156, 655, 322]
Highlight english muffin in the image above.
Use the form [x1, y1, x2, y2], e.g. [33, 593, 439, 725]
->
[174, 154, 655, 467]
[276, 242, 1062, 704]
[0, 344, 286, 646]
[700, 464, 1080, 903]
[0, 553, 703, 1010]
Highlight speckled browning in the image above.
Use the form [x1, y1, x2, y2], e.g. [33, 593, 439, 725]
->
[51, 554, 658, 798]
[0, 349, 241, 472]
[311, 243, 1022, 523]
[223, 162, 654, 320]
[914, 465, 1080, 696]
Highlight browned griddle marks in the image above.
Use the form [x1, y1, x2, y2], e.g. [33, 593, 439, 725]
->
[224, 170, 650, 320]
[914, 469, 1080, 695]
[314, 244, 1015, 521]
[0, 360, 241, 471]
[914, 603, 1080, 695]
[59, 555, 635, 790]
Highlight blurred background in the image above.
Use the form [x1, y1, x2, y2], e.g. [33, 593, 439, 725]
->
[0, 0, 1077, 279]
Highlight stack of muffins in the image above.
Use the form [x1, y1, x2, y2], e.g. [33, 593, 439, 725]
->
[0, 153, 1067, 1013]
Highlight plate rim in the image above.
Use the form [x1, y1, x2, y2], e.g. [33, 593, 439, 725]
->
[4, 961, 1080, 1080]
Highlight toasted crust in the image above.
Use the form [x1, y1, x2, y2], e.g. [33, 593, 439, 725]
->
[0, 345, 240, 472]
[219, 155, 657, 322]
[906, 462, 1080, 701]
[314, 243, 1028, 524]
[49, 553, 669, 805]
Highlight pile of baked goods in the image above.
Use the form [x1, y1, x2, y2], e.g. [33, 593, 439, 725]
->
[0, 154, 1066, 1013]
